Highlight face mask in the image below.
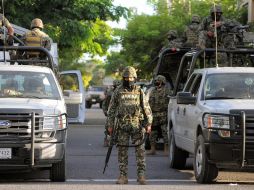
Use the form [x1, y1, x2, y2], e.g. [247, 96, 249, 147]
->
[123, 80, 135, 89]
[155, 82, 161, 87]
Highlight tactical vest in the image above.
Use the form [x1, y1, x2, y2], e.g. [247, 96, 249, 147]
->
[185, 24, 199, 46]
[24, 30, 45, 56]
[117, 87, 141, 120]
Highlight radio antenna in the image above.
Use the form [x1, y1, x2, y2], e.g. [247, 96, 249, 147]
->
[213, 2, 218, 68]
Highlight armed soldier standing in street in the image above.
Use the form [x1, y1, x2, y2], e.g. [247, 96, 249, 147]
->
[183, 15, 201, 48]
[147, 75, 170, 155]
[22, 18, 52, 58]
[102, 79, 121, 147]
[107, 66, 153, 185]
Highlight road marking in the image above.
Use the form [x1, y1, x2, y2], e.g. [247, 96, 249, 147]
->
[67, 179, 195, 182]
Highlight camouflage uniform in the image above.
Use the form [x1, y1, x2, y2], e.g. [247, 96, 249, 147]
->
[22, 18, 52, 58]
[107, 66, 152, 184]
[148, 75, 170, 155]
[198, 5, 226, 49]
[166, 30, 183, 48]
[198, 5, 232, 66]
[183, 15, 201, 47]
[102, 79, 121, 146]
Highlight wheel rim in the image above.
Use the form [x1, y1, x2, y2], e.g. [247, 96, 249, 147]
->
[195, 145, 203, 175]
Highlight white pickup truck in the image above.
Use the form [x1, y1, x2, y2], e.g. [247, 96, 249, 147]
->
[168, 48, 254, 183]
[0, 45, 68, 181]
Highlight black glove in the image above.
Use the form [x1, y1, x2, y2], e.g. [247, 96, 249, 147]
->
[7, 35, 14, 46]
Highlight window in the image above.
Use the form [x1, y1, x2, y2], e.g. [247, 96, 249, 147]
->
[0, 71, 60, 99]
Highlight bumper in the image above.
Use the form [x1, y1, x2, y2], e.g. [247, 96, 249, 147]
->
[0, 130, 66, 171]
[204, 130, 254, 168]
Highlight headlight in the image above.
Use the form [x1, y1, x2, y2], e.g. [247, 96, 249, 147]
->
[43, 114, 67, 130]
[203, 114, 230, 137]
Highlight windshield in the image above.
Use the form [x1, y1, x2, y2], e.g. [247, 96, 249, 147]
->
[204, 73, 254, 100]
[0, 71, 60, 99]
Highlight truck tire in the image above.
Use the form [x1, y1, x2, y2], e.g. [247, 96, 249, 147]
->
[194, 135, 218, 184]
[86, 101, 92, 109]
[168, 129, 188, 169]
[50, 154, 66, 182]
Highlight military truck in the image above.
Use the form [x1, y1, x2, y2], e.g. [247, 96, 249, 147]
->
[0, 41, 68, 181]
[167, 48, 254, 183]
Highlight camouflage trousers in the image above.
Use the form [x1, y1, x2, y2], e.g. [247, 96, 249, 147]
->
[149, 123, 169, 145]
[117, 127, 146, 177]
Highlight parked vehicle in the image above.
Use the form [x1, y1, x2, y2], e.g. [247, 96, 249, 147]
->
[85, 86, 106, 108]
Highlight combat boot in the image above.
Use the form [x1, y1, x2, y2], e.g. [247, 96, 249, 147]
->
[164, 144, 169, 155]
[137, 176, 147, 185]
[116, 176, 128, 184]
[146, 144, 156, 155]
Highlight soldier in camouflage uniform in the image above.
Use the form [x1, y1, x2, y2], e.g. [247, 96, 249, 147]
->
[102, 79, 121, 147]
[107, 66, 153, 185]
[198, 5, 226, 49]
[183, 15, 201, 48]
[166, 30, 183, 48]
[147, 75, 170, 155]
[160, 30, 183, 53]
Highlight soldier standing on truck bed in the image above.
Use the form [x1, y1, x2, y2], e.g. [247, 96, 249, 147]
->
[22, 18, 52, 58]
[183, 15, 201, 48]
[107, 66, 152, 185]
[0, 13, 14, 45]
[147, 75, 170, 155]
[102, 79, 121, 147]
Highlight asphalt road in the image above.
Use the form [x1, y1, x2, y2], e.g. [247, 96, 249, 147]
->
[0, 105, 254, 189]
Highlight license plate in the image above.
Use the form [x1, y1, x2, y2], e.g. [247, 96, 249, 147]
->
[92, 99, 96, 102]
[0, 148, 12, 159]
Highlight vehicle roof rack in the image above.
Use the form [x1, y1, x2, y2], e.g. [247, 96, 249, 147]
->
[0, 46, 57, 73]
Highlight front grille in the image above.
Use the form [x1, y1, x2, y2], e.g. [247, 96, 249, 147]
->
[231, 110, 254, 161]
[0, 113, 43, 139]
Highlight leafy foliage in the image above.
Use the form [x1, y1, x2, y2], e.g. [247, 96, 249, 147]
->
[106, 0, 247, 79]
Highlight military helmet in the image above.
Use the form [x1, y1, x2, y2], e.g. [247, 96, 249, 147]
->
[191, 15, 201, 23]
[154, 75, 166, 84]
[113, 79, 121, 86]
[210, 5, 222, 14]
[167, 30, 177, 38]
[122, 66, 137, 78]
[31, 18, 44, 29]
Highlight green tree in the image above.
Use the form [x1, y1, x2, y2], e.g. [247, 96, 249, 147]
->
[106, 0, 246, 79]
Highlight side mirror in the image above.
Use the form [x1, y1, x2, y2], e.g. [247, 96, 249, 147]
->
[177, 92, 196, 104]
[63, 90, 83, 104]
